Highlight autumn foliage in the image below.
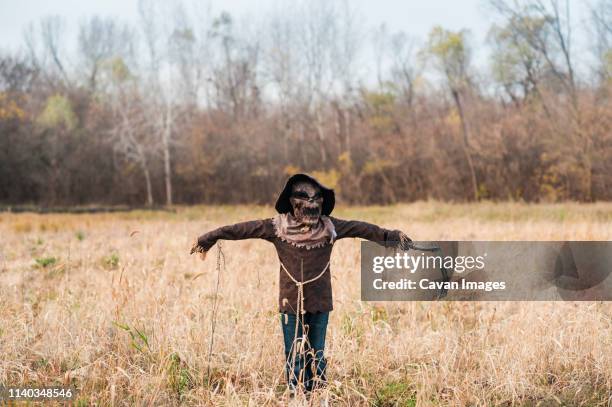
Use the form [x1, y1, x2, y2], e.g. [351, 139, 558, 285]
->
[0, 0, 610, 206]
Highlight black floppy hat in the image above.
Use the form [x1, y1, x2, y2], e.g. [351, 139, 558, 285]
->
[275, 173, 335, 216]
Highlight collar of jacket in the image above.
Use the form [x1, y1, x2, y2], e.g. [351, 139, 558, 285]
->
[272, 213, 336, 249]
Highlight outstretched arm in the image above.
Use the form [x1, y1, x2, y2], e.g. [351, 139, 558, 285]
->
[330, 217, 412, 249]
[190, 219, 274, 259]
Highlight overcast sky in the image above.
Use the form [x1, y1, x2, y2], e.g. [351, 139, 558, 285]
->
[0, 0, 595, 74]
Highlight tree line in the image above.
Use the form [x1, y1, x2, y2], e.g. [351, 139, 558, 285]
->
[0, 0, 610, 206]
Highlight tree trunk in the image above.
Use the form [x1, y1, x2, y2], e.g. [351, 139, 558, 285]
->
[142, 161, 154, 206]
[452, 88, 478, 201]
[162, 111, 173, 206]
[163, 135, 172, 206]
[315, 108, 327, 165]
[137, 143, 154, 206]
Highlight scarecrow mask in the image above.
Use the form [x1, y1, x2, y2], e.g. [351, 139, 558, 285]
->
[290, 181, 323, 226]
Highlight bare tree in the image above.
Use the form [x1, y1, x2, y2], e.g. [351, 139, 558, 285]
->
[489, 0, 577, 102]
[295, 0, 342, 166]
[425, 26, 479, 200]
[489, 0, 594, 200]
[264, 6, 301, 162]
[590, 0, 612, 83]
[77, 16, 134, 92]
[22, 16, 70, 85]
[208, 11, 261, 120]
[137, 0, 181, 206]
[488, 16, 549, 106]
[389, 32, 419, 107]
[107, 62, 156, 206]
[40, 16, 70, 84]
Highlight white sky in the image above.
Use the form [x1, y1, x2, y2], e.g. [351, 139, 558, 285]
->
[0, 0, 596, 76]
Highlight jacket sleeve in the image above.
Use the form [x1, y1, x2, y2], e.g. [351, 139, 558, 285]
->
[330, 217, 402, 248]
[192, 218, 274, 252]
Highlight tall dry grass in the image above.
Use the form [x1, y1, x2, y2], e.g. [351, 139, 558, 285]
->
[0, 202, 610, 406]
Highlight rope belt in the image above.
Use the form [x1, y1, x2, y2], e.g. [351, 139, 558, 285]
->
[279, 259, 330, 388]
[280, 260, 330, 316]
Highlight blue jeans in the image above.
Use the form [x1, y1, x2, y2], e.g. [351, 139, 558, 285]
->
[280, 312, 329, 392]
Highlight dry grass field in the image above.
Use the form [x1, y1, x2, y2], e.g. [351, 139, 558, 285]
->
[0, 202, 611, 406]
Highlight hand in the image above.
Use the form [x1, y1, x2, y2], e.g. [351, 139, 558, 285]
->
[190, 238, 207, 261]
[398, 232, 412, 251]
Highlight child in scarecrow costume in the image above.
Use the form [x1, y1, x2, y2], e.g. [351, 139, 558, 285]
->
[190, 173, 411, 393]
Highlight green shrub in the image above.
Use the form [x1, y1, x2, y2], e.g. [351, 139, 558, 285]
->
[35, 257, 57, 268]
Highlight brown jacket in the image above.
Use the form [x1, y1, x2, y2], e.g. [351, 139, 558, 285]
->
[196, 217, 401, 313]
